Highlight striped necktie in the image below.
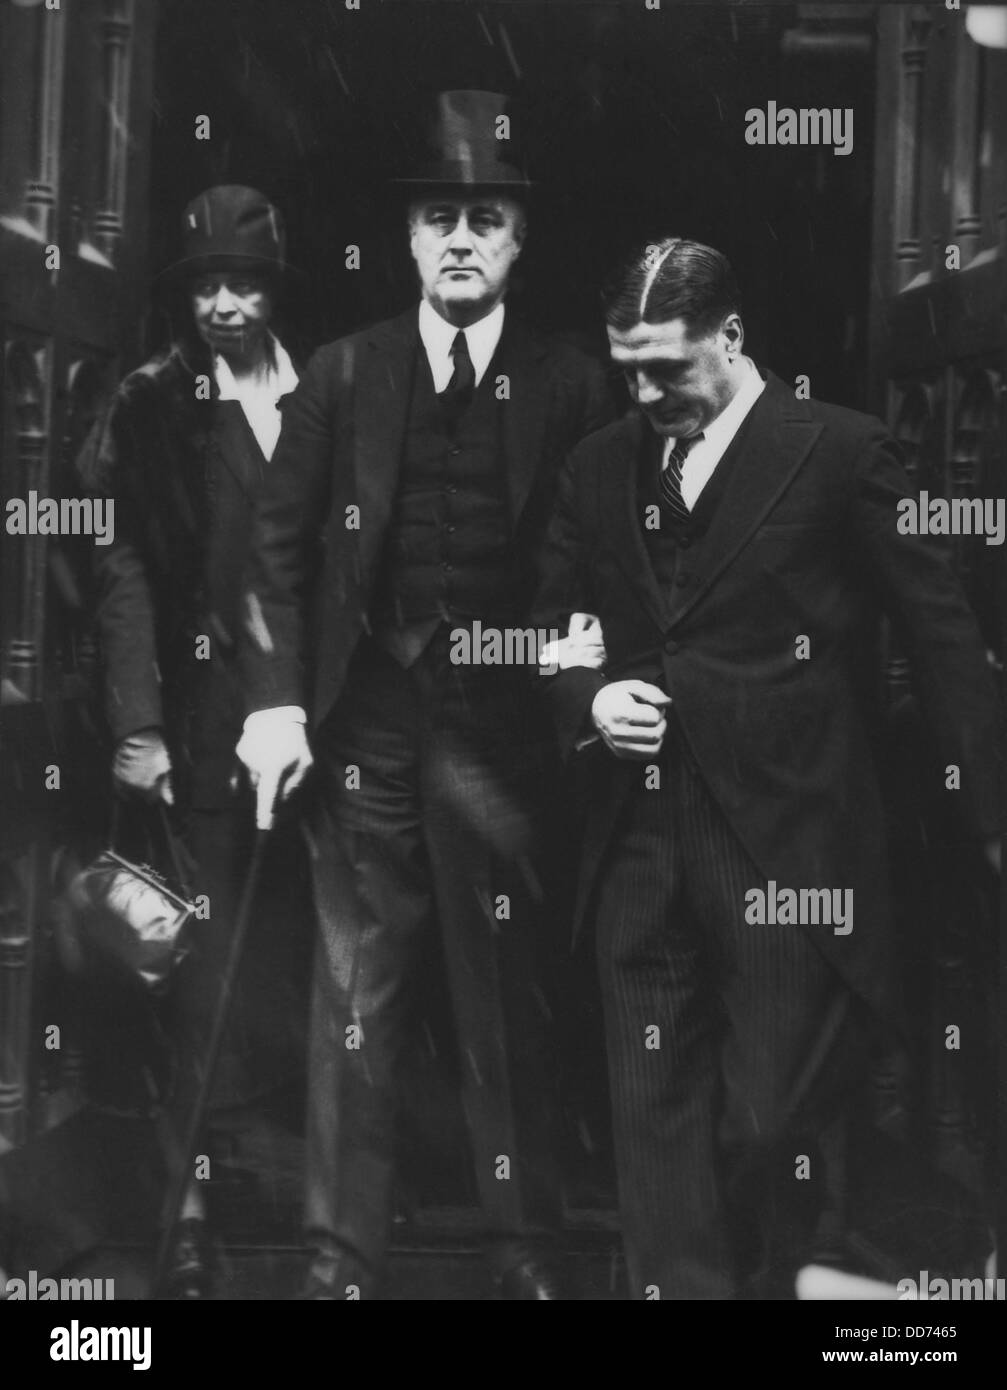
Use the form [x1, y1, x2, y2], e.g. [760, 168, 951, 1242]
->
[658, 433, 704, 525]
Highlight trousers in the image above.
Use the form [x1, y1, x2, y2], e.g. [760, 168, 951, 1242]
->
[303, 630, 563, 1280]
[594, 736, 872, 1299]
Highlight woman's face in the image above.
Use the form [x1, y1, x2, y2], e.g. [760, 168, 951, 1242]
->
[190, 270, 275, 364]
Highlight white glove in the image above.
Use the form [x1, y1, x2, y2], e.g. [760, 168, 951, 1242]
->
[591, 680, 671, 761]
[236, 706, 313, 830]
[539, 612, 607, 675]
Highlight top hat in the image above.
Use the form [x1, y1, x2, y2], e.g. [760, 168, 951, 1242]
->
[157, 185, 288, 285]
[394, 90, 531, 190]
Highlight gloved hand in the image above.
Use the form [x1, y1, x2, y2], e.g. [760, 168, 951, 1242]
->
[539, 612, 607, 675]
[235, 706, 314, 830]
[112, 728, 174, 804]
[591, 681, 671, 761]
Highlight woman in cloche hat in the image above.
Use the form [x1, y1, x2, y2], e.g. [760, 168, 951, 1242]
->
[76, 185, 307, 1299]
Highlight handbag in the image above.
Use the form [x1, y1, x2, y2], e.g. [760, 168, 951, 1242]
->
[69, 801, 198, 994]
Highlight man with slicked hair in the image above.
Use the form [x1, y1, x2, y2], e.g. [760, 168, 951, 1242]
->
[533, 238, 1002, 1299]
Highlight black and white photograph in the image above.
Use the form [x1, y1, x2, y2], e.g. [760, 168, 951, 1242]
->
[0, 0, 1004, 1346]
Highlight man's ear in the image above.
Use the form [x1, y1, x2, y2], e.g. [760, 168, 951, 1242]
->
[723, 312, 744, 353]
[507, 201, 527, 255]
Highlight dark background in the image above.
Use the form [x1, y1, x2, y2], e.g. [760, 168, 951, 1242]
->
[148, 0, 875, 406]
[138, 0, 885, 1228]
[142, 0, 877, 1224]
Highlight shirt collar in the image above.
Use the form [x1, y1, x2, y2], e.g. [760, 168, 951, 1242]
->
[214, 331, 298, 400]
[675, 356, 764, 453]
[418, 298, 505, 384]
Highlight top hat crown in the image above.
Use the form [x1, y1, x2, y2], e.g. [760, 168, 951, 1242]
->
[159, 184, 287, 283]
[395, 90, 530, 189]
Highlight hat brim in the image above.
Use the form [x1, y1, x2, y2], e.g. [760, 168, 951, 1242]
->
[154, 252, 292, 286]
[390, 157, 532, 190]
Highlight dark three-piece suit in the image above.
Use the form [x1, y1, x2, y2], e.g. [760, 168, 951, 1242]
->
[241, 306, 611, 1286]
[533, 368, 1002, 1298]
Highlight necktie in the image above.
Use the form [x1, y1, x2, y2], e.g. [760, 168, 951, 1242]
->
[658, 433, 704, 526]
[440, 330, 475, 420]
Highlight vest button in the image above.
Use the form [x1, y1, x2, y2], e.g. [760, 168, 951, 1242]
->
[676, 574, 691, 587]
[444, 483, 457, 494]
[679, 535, 693, 549]
[445, 524, 456, 534]
[442, 562, 454, 573]
[449, 446, 462, 457]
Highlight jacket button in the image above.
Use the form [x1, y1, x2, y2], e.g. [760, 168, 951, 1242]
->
[679, 536, 693, 549]
[665, 639, 679, 655]
[449, 446, 462, 457]
[676, 574, 691, 587]
[445, 483, 457, 494]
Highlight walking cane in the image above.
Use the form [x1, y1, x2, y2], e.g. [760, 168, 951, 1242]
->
[152, 826, 269, 1294]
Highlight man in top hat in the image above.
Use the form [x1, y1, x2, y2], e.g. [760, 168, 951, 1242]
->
[77, 184, 308, 1296]
[236, 91, 613, 1298]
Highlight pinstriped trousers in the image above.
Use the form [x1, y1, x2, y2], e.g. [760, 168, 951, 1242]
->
[594, 737, 868, 1299]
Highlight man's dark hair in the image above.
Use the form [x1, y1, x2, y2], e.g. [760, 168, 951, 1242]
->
[602, 238, 741, 336]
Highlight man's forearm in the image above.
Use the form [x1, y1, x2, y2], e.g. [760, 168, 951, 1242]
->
[541, 665, 609, 761]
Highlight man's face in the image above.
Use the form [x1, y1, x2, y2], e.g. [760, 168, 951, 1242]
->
[409, 195, 525, 324]
[607, 314, 743, 439]
[190, 271, 275, 363]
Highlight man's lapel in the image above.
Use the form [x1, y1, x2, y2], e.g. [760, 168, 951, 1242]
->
[663, 371, 824, 629]
[353, 309, 419, 591]
[496, 316, 551, 524]
[602, 413, 673, 631]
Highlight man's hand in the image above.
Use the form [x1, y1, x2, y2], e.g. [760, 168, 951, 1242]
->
[539, 612, 607, 674]
[591, 681, 671, 761]
[112, 729, 174, 805]
[236, 707, 314, 830]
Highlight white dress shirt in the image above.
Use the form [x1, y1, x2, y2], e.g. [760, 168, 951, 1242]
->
[418, 298, 505, 392]
[214, 331, 299, 462]
[661, 357, 765, 510]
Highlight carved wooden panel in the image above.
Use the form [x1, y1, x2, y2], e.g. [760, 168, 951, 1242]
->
[869, 5, 1005, 1200]
[1, 337, 51, 706]
[0, 0, 156, 1145]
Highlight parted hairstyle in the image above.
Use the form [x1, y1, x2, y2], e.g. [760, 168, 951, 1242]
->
[602, 238, 741, 336]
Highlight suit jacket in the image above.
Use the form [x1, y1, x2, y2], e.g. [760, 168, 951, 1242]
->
[77, 336, 301, 807]
[240, 306, 613, 724]
[532, 369, 1003, 1014]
